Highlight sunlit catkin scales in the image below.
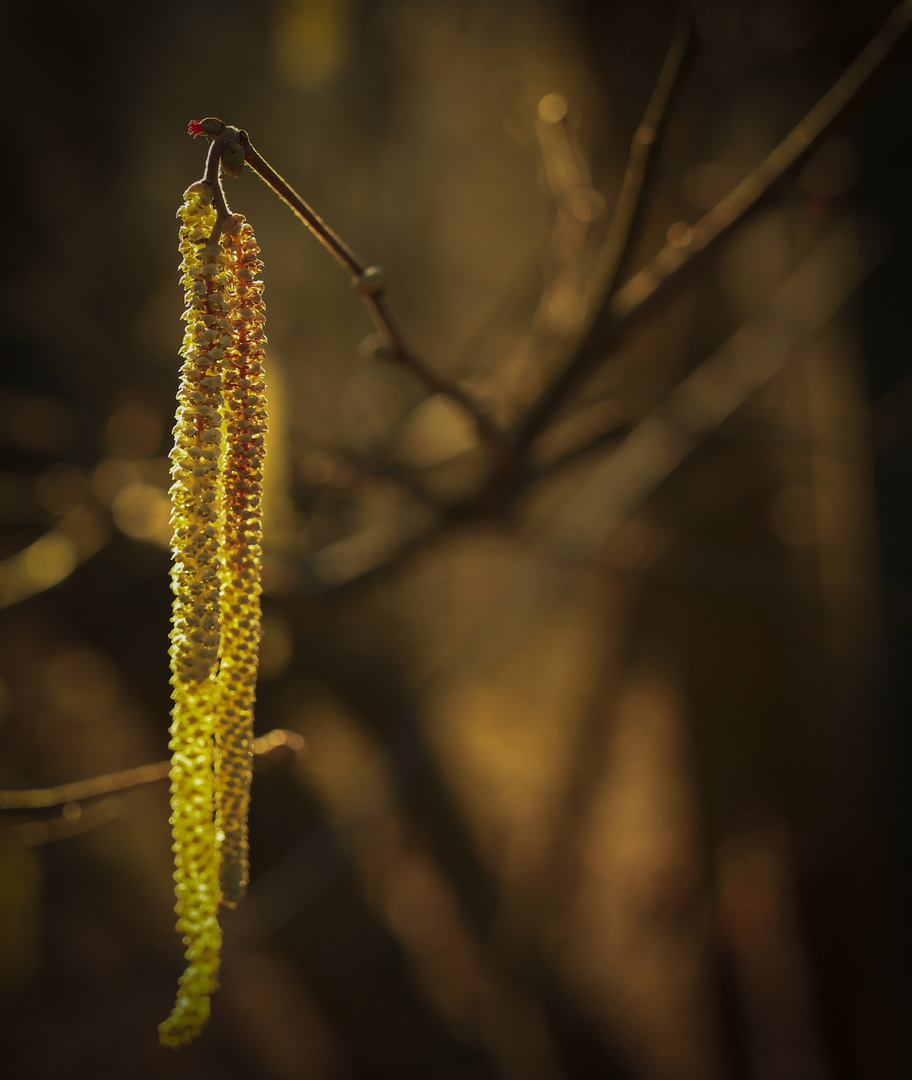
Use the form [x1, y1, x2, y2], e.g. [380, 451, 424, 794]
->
[160, 181, 228, 1048]
[214, 213, 267, 906]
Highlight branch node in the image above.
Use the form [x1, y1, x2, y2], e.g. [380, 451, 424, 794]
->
[352, 266, 387, 297]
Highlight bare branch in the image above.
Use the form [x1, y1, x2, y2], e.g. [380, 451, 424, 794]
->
[0, 797, 123, 849]
[302, 216, 880, 599]
[401, 218, 883, 678]
[514, 8, 696, 450]
[0, 505, 109, 610]
[517, 0, 912, 449]
[532, 217, 878, 572]
[593, 5, 697, 304]
[239, 131, 363, 276]
[0, 728, 305, 812]
[532, 420, 631, 480]
[224, 3, 912, 599]
[201, 130, 235, 242]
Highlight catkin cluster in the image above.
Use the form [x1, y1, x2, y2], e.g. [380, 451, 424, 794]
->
[160, 181, 267, 1048]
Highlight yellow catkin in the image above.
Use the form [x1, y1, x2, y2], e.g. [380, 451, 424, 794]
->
[213, 214, 268, 906]
[160, 185, 270, 1046]
[159, 181, 230, 1048]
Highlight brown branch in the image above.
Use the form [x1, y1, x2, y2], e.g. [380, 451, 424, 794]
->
[593, 5, 697, 304]
[230, 2, 911, 600]
[238, 132, 363, 276]
[514, 7, 696, 450]
[0, 505, 109, 610]
[197, 129, 236, 244]
[532, 421, 631, 480]
[0, 728, 304, 812]
[531, 217, 878, 571]
[305, 447, 444, 512]
[516, 0, 912, 450]
[0, 797, 123, 849]
[236, 127, 517, 472]
[400, 218, 882, 678]
[301, 213, 880, 600]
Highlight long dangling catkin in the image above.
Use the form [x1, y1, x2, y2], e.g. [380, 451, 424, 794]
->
[159, 180, 231, 1048]
[213, 212, 267, 906]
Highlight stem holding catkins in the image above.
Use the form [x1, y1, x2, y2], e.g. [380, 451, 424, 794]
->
[236, 125, 518, 472]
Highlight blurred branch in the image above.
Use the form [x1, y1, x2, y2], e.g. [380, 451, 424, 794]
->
[239, 2, 910, 596]
[237, 128, 518, 472]
[517, 0, 912, 449]
[304, 215, 878, 598]
[591, 5, 697, 304]
[0, 505, 109, 609]
[530, 93, 598, 341]
[515, 7, 697, 450]
[532, 217, 878, 571]
[382, 218, 882, 678]
[326, 449, 443, 510]
[0, 727, 304, 812]
[0, 760, 170, 811]
[533, 420, 632, 480]
[0, 796, 124, 849]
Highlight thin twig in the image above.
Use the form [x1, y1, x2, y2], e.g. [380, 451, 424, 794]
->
[201, 131, 234, 243]
[301, 212, 880, 598]
[0, 797, 123, 849]
[517, 0, 912, 450]
[299, 420, 630, 595]
[237, 128, 517, 471]
[529, 217, 879, 570]
[532, 421, 631, 480]
[515, 8, 697, 450]
[0, 505, 109, 610]
[0, 728, 304, 811]
[594, 5, 697, 303]
[394, 217, 882, 679]
[308, 448, 443, 510]
[239, 132, 363, 276]
[238, 1, 911, 599]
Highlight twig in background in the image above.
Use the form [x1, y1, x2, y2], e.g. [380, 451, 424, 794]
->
[0, 505, 109, 609]
[591, 5, 698, 304]
[532, 90, 597, 342]
[288, 3, 911, 599]
[398, 218, 880, 682]
[516, 6, 698, 450]
[519, 0, 912, 449]
[533, 217, 876, 575]
[0, 797, 124, 850]
[304, 215, 876, 599]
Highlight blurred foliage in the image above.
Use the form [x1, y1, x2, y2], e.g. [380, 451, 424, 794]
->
[0, 0, 910, 1077]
